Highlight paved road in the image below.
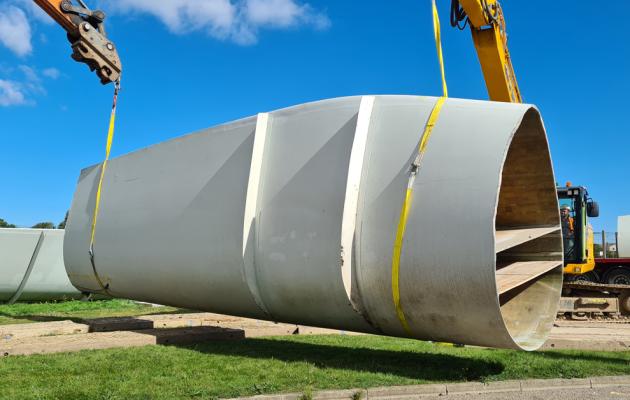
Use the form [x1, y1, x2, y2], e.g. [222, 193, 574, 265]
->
[450, 386, 630, 399]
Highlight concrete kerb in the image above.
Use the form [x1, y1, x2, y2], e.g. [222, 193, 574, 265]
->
[591, 375, 630, 387]
[224, 376, 630, 399]
[368, 384, 447, 399]
[227, 389, 367, 400]
[518, 377, 591, 391]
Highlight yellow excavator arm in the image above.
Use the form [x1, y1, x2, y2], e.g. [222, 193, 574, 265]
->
[450, 0, 521, 103]
[33, 0, 121, 84]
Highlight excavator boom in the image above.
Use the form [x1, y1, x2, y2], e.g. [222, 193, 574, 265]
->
[34, 0, 75, 32]
[33, 0, 121, 84]
[451, 0, 522, 103]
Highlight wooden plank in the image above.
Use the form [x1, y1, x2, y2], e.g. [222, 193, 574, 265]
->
[88, 317, 153, 332]
[496, 260, 561, 294]
[495, 226, 559, 253]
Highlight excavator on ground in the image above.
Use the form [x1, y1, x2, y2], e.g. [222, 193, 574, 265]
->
[556, 184, 630, 316]
[34, 0, 629, 315]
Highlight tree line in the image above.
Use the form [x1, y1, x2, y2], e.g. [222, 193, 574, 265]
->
[0, 212, 69, 230]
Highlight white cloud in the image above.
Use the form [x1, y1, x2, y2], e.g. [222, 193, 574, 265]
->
[18, 64, 39, 82]
[109, 0, 236, 37]
[13, 0, 54, 25]
[106, 0, 330, 44]
[0, 5, 32, 56]
[245, 0, 329, 29]
[0, 0, 329, 56]
[0, 79, 26, 106]
[0, 64, 59, 106]
[42, 67, 60, 79]
[17, 64, 46, 96]
[0, 2, 62, 107]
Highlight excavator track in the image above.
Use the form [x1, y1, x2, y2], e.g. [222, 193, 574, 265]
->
[563, 281, 630, 293]
[559, 281, 630, 320]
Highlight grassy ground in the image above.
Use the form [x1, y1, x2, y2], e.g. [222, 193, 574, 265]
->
[0, 334, 628, 400]
[0, 299, 180, 325]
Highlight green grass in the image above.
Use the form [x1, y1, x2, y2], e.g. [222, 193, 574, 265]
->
[0, 299, 180, 325]
[0, 334, 628, 400]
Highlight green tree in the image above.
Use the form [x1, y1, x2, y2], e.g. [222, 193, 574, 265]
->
[31, 222, 55, 229]
[0, 218, 16, 228]
[57, 211, 69, 229]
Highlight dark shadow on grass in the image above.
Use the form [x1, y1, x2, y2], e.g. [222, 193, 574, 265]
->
[180, 337, 505, 381]
[0, 311, 77, 323]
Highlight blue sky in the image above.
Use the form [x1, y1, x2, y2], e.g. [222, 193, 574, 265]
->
[1, 0, 628, 233]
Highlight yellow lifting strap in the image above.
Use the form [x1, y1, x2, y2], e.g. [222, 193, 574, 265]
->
[432, 0, 448, 98]
[391, 0, 448, 336]
[88, 77, 121, 295]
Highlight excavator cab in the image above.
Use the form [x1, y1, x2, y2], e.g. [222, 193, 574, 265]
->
[557, 185, 599, 277]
